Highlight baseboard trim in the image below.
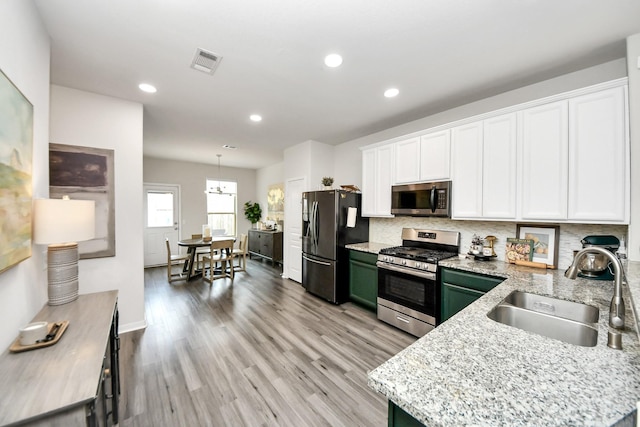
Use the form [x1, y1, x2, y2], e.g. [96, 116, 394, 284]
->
[119, 319, 147, 334]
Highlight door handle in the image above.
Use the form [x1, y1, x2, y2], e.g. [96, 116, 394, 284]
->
[303, 255, 331, 266]
[430, 187, 436, 213]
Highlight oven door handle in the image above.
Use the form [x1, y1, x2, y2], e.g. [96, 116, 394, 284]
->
[376, 262, 436, 280]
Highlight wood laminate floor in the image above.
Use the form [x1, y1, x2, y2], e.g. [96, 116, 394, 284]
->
[118, 259, 415, 427]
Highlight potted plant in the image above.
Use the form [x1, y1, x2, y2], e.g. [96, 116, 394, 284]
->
[243, 201, 262, 229]
[321, 176, 334, 190]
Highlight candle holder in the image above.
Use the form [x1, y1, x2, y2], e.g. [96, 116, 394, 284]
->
[202, 224, 212, 242]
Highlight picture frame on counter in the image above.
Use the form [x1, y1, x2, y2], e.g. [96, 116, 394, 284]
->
[516, 223, 560, 269]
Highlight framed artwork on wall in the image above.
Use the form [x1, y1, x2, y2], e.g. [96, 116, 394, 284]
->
[516, 223, 560, 269]
[49, 143, 115, 258]
[267, 183, 284, 223]
[0, 68, 33, 273]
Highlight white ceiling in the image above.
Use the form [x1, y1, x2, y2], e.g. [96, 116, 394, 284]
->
[34, 0, 640, 169]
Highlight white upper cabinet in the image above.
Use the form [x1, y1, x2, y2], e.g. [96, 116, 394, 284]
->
[451, 121, 483, 218]
[420, 130, 451, 181]
[451, 113, 517, 219]
[520, 100, 569, 220]
[394, 131, 451, 184]
[362, 79, 628, 224]
[362, 144, 395, 217]
[483, 113, 517, 218]
[362, 148, 377, 216]
[394, 137, 421, 184]
[568, 86, 627, 222]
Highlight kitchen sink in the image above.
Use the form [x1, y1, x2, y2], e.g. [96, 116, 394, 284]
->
[487, 291, 599, 347]
[501, 291, 600, 324]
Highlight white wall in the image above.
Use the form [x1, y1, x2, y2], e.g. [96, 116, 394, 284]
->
[283, 140, 334, 191]
[627, 33, 640, 261]
[0, 0, 51, 350]
[333, 139, 363, 189]
[49, 85, 145, 332]
[144, 157, 257, 237]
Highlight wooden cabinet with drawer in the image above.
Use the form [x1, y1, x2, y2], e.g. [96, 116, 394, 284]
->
[248, 230, 283, 266]
[0, 291, 120, 426]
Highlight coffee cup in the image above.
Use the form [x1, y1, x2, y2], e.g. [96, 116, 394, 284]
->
[19, 321, 49, 346]
[483, 247, 493, 257]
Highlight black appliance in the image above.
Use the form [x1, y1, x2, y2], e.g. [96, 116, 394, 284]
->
[578, 235, 620, 281]
[391, 181, 451, 217]
[302, 190, 369, 303]
[377, 228, 459, 337]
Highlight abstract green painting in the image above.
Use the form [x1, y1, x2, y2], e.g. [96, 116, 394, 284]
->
[0, 69, 33, 273]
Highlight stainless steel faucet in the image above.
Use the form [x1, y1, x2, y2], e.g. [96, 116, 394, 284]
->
[565, 246, 625, 329]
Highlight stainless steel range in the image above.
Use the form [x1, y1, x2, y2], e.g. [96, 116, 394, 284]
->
[377, 228, 460, 337]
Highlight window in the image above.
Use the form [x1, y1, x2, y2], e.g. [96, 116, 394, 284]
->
[205, 180, 237, 236]
[147, 191, 174, 227]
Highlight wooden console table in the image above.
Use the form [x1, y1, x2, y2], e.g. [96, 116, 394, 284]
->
[0, 291, 120, 426]
[248, 230, 283, 266]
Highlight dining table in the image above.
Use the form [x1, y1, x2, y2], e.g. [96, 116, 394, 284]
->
[177, 236, 235, 280]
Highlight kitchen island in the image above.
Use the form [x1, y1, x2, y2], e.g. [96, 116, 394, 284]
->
[368, 257, 640, 426]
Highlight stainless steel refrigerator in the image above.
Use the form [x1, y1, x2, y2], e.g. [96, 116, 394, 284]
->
[302, 190, 369, 304]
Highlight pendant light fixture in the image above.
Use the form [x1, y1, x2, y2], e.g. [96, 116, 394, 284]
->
[216, 154, 223, 193]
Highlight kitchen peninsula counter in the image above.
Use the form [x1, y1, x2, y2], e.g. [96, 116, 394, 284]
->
[368, 257, 640, 426]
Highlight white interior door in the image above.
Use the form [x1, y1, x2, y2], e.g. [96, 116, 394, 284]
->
[284, 177, 305, 282]
[144, 183, 181, 267]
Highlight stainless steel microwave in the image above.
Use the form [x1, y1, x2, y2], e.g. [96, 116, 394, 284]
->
[391, 181, 451, 217]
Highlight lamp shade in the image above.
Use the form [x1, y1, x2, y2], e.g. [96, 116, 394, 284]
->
[34, 198, 96, 244]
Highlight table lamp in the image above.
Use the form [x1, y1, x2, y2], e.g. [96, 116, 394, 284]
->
[34, 196, 95, 305]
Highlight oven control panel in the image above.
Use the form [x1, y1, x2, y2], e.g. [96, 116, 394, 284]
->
[417, 231, 437, 240]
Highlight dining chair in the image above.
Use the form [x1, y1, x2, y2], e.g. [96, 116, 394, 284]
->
[202, 239, 235, 283]
[166, 238, 190, 283]
[191, 233, 209, 270]
[232, 233, 248, 272]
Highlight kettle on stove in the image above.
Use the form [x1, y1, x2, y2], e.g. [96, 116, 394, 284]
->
[576, 235, 620, 280]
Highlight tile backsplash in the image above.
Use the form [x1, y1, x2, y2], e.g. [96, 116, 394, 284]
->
[370, 217, 628, 271]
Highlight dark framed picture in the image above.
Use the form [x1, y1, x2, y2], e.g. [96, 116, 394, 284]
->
[49, 143, 115, 258]
[516, 224, 560, 269]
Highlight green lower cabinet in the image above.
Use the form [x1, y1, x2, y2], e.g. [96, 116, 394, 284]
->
[441, 283, 485, 322]
[348, 250, 378, 311]
[388, 401, 424, 427]
[440, 268, 504, 322]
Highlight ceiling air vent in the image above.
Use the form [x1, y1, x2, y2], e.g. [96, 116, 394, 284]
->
[191, 48, 222, 75]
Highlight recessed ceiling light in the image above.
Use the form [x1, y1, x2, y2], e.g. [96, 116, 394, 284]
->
[384, 88, 399, 98]
[222, 144, 237, 149]
[324, 54, 343, 68]
[138, 83, 157, 93]
[249, 114, 262, 122]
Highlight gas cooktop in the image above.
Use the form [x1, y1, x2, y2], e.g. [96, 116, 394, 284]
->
[379, 246, 458, 264]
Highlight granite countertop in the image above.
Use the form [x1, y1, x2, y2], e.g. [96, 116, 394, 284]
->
[345, 241, 393, 254]
[368, 257, 640, 426]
